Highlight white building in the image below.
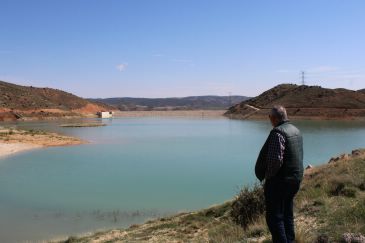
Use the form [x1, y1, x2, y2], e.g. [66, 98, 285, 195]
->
[97, 111, 114, 118]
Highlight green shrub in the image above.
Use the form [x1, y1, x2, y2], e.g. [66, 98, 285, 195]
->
[328, 181, 345, 196]
[231, 184, 265, 229]
[357, 182, 365, 191]
[315, 234, 329, 243]
[341, 187, 357, 198]
[328, 182, 357, 198]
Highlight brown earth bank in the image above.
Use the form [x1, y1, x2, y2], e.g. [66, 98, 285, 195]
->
[59, 149, 365, 243]
[227, 108, 365, 121]
[0, 127, 85, 158]
[0, 80, 117, 121]
[113, 110, 227, 118]
[225, 84, 365, 120]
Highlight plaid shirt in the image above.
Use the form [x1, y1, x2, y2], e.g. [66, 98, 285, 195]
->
[265, 131, 286, 179]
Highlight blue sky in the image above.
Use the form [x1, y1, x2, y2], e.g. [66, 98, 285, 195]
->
[1, 0, 364, 98]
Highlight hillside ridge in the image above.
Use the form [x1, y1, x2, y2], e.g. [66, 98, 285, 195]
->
[90, 95, 249, 111]
[0, 80, 116, 120]
[225, 84, 365, 119]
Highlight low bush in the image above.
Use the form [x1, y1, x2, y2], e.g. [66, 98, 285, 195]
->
[231, 184, 265, 229]
[328, 181, 357, 198]
[357, 182, 365, 191]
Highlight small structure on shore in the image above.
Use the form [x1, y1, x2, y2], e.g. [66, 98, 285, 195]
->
[97, 111, 114, 118]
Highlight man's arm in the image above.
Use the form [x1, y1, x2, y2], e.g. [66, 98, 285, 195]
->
[265, 132, 286, 179]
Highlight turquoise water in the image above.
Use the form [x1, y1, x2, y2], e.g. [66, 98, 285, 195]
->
[0, 117, 365, 242]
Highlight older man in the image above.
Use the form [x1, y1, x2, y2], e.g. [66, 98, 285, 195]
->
[255, 105, 303, 243]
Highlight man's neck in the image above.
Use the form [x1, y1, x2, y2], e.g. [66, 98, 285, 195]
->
[275, 120, 289, 127]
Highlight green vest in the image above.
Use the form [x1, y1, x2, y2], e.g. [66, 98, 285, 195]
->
[255, 121, 304, 182]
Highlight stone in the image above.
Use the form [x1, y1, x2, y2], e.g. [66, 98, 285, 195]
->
[328, 156, 339, 163]
[328, 153, 349, 163]
[342, 233, 365, 243]
[352, 149, 362, 156]
[339, 153, 350, 160]
[316, 234, 329, 243]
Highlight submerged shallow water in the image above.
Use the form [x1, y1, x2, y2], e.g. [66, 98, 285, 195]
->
[0, 117, 364, 242]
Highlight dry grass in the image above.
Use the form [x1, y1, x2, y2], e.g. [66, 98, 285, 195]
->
[0, 128, 84, 146]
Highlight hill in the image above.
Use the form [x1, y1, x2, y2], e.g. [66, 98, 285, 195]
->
[90, 96, 249, 111]
[62, 149, 365, 242]
[224, 84, 365, 120]
[0, 80, 116, 120]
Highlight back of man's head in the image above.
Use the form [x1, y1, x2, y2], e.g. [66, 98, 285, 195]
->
[271, 105, 288, 122]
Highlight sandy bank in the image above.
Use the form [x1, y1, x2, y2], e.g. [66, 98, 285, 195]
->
[0, 128, 85, 158]
[114, 110, 227, 118]
[0, 143, 42, 158]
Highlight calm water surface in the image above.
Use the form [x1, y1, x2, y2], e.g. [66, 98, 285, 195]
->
[0, 117, 364, 242]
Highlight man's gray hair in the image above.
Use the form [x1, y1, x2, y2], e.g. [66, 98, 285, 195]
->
[270, 105, 288, 121]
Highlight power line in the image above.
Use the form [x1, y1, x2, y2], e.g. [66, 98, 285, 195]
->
[301, 71, 305, 85]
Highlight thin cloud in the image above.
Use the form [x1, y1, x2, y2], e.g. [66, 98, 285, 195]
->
[276, 66, 338, 74]
[116, 63, 128, 72]
[171, 58, 195, 67]
[171, 58, 193, 63]
[308, 65, 338, 73]
[276, 69, 293, 73]
[152, 53, 164, 57]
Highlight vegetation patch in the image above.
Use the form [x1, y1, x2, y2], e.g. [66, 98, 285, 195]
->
[231, 184, 265, 229]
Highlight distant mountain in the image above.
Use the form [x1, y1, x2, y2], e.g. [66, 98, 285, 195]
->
[225, 84, 365, 119]
[0, 80, 116, 120]
[90, 96, 250, 111]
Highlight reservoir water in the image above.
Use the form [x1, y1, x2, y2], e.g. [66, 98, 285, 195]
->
[0, 117, 364, 242]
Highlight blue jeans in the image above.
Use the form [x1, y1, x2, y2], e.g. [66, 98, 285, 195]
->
[264, 178, 300, 243]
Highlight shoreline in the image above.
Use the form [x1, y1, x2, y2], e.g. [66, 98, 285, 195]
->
[0, 142, 43, 159]
[0, 128, 85, 159]
[224, 113, 365, 121]
[2, 109, 365, 121]
[113, 110, 227, 118]
[224, 107, 365, 121]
